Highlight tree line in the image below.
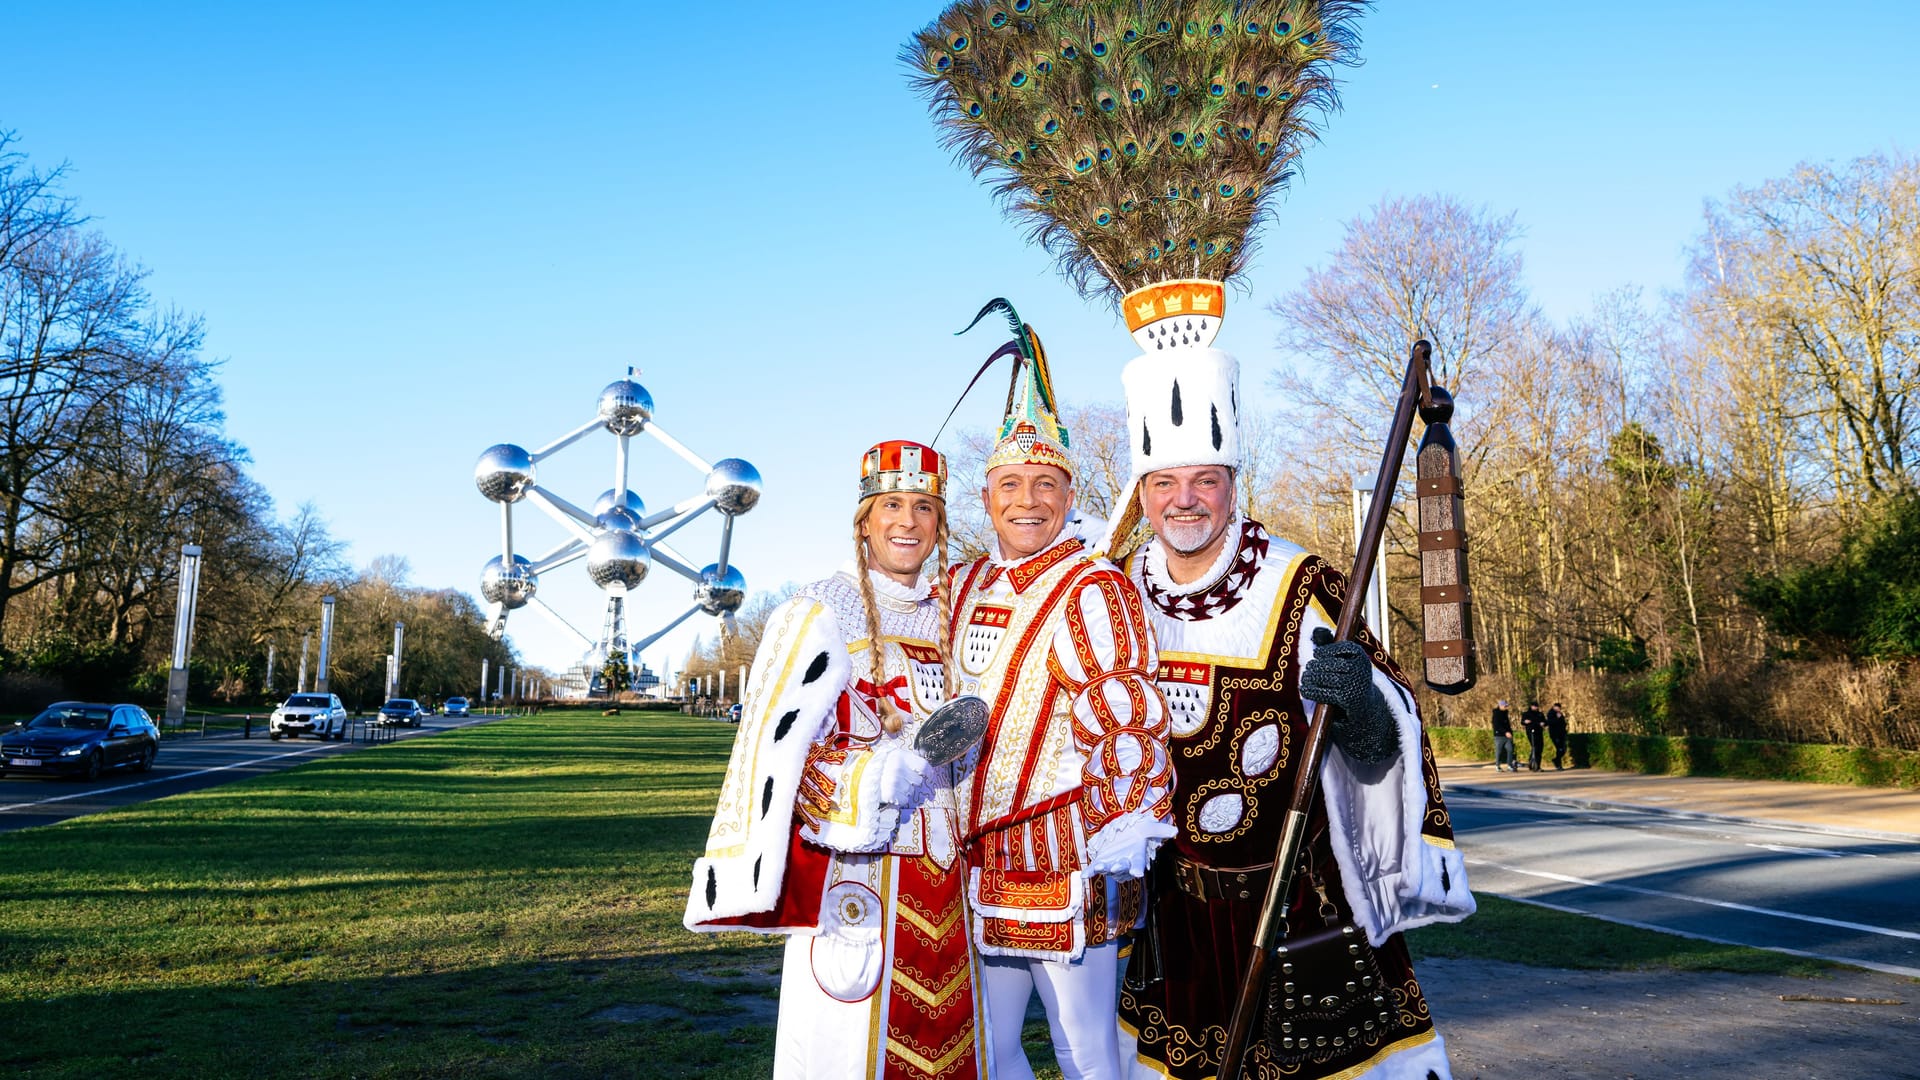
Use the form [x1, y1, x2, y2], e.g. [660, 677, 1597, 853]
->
[0, 133, 513, 713]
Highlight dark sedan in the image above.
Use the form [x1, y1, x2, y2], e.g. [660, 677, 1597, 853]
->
[376, 698, 424, 727]
[0, 702, 159, 780]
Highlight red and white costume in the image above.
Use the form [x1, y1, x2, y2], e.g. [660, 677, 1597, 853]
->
[685, 565, 987, 1079]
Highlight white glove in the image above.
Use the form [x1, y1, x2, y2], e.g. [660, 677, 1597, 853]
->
[1083, 811, 1178, 879]
[876, 743, 933, 809]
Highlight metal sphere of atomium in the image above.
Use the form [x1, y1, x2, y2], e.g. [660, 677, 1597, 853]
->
[598, 379, 654, 436]
[474, 444, 535, 504]
[706, 458, 763, 516]
[587, 527, 651, 592]
[595, 506, 641, 532]
[593, 488, 647, 520]
[695, 563, 747, 616]
[480, 554, 538, 610]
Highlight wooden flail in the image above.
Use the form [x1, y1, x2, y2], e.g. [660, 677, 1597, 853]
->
[1416, 387, 1476, 692]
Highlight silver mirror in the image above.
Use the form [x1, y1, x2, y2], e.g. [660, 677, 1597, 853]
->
[914, 694, 990, 766]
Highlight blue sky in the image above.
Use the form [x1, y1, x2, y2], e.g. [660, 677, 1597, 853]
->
[6, 1, 1916, 674]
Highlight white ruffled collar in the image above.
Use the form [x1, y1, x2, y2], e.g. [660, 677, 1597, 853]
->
[838, 560, 932, 609]
[1141, 515, 1246, 596]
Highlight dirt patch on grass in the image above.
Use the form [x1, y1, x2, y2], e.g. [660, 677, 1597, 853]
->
[1422, 958, 1919, 1078]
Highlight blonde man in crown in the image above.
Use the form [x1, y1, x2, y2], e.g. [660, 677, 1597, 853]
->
[685, 440, 988, 1080]
[1095, 284, 1474, 1080]
[944, 320, 1176, 1080]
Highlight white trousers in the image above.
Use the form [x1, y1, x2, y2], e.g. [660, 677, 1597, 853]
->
[980, 941, 1122, 1080]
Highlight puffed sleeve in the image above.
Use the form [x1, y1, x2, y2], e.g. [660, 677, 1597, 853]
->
[1050, 567, 1174, 833]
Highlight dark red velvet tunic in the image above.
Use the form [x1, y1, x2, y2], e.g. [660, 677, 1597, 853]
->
[1119, 526, 1457, 1080]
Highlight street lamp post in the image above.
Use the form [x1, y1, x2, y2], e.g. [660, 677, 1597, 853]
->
[298, 631, 311, 693]
[1352, 478, 1390, 654]
[315, 596, 337, 694]
[164, 545, 204, 728]
[389, 622, 405, 699]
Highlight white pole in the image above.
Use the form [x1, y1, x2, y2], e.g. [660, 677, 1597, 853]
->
[265, 643, 277, 696]
[391, 622, 406, 698]
[1352, 479, 1390, 654]
[164, 545, 204, 727]
[299, 632, 311, 693]
[316, 596, 337, 694]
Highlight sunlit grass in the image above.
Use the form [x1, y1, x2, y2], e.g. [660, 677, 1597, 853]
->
[0, 709, 1849, 1079]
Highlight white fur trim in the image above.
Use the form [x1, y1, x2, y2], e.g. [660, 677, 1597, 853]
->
[684, 596, 852, 929]
[1308, 616, 1477, 946]
[1120, 348, 1241, 480]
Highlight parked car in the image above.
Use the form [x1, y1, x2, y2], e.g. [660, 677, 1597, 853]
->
[727, 703, 743, 723]
[269, 693, 349, 741]
[377, 698, 424, 727]
[0, 702, 159, 780]
[443, 696, 470, 717]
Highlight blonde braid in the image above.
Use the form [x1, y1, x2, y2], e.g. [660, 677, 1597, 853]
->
[934, 509, 956, 702]
[853, 503, 899, 734]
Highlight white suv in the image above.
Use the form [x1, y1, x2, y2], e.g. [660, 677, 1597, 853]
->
[270, 694, 349, 740]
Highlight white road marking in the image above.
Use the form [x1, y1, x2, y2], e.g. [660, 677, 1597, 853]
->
[0, 741, 341, 813]
[1493, 892, 1920, 981]
[0, 717, 500, 816]
[1467, 858, 1920, 942]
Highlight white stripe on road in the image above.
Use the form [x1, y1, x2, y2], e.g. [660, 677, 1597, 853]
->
[0, 741, 341, 813]
[1492, 892, 1920, 981]
[1467, 858, 1920, 942]
[0, 716, 503, 816]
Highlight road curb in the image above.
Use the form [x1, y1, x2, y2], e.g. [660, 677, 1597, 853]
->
[1443, 781, 1920, 845]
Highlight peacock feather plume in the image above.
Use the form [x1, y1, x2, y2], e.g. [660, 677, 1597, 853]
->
[907, 1, 1365, 305]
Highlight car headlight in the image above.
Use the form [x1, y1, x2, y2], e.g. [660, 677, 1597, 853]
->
[61, 744, 86, 756]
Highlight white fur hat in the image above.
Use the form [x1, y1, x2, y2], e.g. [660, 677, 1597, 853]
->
[1095, 346, 1242, 557]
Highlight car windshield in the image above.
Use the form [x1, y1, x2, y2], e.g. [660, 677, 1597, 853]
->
[446, 697, 466, 705]
[27, 705, 111, 731]
[382, 700, 414, 709]
[285, 695, 330, 708]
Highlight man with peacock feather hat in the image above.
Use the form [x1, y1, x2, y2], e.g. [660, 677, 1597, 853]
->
[943, 300, 1175, 1080]
[684, 439, 989, 1080]
[910, 4, 1475, 1079]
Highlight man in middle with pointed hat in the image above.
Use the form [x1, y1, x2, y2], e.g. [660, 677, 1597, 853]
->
[945, 300, 1176, 1080]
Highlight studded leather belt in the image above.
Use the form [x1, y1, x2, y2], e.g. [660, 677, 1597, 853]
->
[1169, 855, 1273, 903]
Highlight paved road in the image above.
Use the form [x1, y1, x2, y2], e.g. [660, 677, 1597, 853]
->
[0, 715, 500, 832]
[1449, 788, 1920, 978]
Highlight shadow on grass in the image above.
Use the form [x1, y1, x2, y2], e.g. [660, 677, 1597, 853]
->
[0, 951, 784, 1080]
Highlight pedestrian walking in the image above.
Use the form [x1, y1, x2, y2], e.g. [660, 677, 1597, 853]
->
[1520, 701, 1547, 772]
[1546, 701, 1570, 770]
[1491, 700, 1518, 772]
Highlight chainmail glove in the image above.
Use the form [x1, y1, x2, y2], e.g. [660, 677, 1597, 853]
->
[877, 743, 933, 809]
[1084, 811, 1179, 880]
[1300, 627, 1400, 765]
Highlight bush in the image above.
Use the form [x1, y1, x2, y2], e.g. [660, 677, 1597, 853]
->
[1428, 725, 1920, 788]
[1743, 492, 1920, 660]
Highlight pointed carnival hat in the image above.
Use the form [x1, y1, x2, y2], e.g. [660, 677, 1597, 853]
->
[909, 1, 1362, 555]
[860, 439, 948, 501]
[955, 298, 1076, 482]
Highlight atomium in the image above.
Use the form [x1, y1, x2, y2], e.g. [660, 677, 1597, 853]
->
[472, 369, 760, 697]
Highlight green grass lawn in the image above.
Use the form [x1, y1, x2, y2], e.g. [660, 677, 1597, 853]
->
[0, 709, 1843, 1078]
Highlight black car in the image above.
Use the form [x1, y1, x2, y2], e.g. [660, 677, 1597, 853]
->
[0, 702, 160, 780]
[377, 698, 424, 727]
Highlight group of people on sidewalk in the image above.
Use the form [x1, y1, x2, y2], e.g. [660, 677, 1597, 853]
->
[682, 299, 1473, 1079]
[1489, 700, 1570, 772]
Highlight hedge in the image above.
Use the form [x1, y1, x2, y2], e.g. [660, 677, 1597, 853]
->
[1427, 726, 1920, 789]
